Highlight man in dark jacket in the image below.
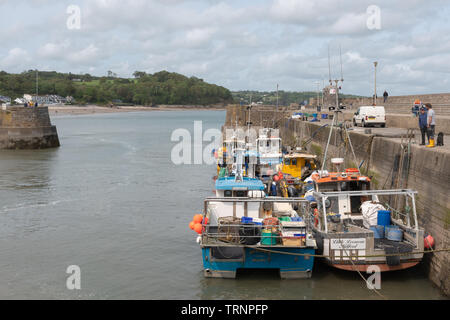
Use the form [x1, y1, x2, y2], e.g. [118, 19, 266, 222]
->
[418, 106, 428, 145]
[383, 91, 389, 103]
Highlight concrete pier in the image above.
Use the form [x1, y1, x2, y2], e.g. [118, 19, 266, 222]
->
[0, 107, 60, 149]
[226, 104, 450, 296]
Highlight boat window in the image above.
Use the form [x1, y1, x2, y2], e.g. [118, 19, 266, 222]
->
[291, 159, 297, 166]
[318, 182, 339, 192]
[284, 159, 291, 165]
[224, 190, 232, 197]
[235, 190, 246, 197]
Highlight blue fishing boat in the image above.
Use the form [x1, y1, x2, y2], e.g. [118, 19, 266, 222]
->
[196, 172, 317, 279]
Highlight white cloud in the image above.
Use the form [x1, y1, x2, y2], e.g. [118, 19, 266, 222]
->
[67, 44, 103, 65]
[0, 0, 449, 94]
[0, 48, 31, 70]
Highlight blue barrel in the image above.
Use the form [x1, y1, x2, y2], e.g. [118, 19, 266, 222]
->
[377, 210, 391, 227]
[386, 226, 403, 241]
[370, 225, 385, 239]
[322, 114, 328, 119]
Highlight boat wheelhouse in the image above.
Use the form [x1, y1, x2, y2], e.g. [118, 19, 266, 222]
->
[255, 128, 282, 181]
[282, 152, 318, 189]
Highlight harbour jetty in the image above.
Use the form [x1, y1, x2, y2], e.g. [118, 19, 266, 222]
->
[0, 106, 60, 149]
[225, 101, 450, 296]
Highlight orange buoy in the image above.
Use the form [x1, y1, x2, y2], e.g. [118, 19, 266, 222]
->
[424, 235, 435, 249]
[194, 223, 203, 234]
[273, 175, 280, 182]
[193, 214, 203, 224]
[189, 221, 196, 230]
[203, 217, 209, 225]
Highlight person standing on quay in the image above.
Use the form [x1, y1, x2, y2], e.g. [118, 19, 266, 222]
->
[425, 103, 436, 148]
[418, 106, 428, 145]
[383, 90, 389, 103]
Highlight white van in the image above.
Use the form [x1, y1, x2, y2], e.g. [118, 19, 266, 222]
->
[353, 106, 386, 127]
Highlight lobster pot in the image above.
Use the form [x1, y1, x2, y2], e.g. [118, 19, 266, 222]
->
[239, 223, 261, 245]
[217, 217, 241, 243]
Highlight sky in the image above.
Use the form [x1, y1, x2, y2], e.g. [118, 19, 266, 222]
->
[0, 0, 449, 96]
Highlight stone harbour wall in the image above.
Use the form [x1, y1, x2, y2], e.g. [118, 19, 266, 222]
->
[0, 107, 60, 149]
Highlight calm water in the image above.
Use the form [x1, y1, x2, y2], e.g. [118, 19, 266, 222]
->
[0, 110, 446, 300]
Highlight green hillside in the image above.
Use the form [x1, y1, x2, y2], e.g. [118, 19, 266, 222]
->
[0, 70, 233, 105]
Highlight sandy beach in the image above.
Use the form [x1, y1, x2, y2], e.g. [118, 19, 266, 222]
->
[48, 104, 225, 116]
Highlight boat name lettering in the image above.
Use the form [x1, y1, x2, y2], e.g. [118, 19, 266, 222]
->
[330, 238, 366, 250]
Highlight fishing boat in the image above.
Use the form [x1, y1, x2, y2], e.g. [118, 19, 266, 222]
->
[194, 138, 317, 279]
[281, 150, 318, 193]
[304, 109, 425, 272]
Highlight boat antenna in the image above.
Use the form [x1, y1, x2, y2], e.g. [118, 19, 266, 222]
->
[328, 45, 332, 85]
[340, 45, 344, 82]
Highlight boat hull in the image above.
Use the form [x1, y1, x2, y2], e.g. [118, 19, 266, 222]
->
[201, 246, 315, 279]
[313, 229, 424, 272]
[323, 259, 421, 272]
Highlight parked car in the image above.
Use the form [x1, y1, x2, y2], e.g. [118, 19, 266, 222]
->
[291, 112, 302, 119]
[353, 106, 386, 127]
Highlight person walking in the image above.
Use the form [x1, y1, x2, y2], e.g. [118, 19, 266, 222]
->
[425, 103, 436, 148]
[418, 106, 428, 145]
[383, 90, 389, 103]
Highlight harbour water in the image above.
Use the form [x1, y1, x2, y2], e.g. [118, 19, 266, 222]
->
[0, 110, 446, 299]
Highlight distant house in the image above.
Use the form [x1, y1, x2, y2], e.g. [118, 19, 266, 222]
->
[22, 94, 70, 105]
[0, 95, 11, 104]
[15, 98, 26, 104]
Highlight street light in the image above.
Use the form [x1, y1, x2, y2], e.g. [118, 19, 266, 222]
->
[373, 61, 378, 106]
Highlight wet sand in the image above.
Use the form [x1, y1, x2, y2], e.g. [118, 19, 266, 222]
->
[48, 104, 225, 116]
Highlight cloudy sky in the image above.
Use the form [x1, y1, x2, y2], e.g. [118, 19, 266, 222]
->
[1, 0, 449, 95]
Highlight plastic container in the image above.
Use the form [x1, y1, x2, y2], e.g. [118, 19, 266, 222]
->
[241, 217, 253, 224]
[370, 225, 385, 239]
[261, 230, 277, 245]
[386, 226, 403, 241]
[278, 216, 291, 222]
[377, 210, 391, 227]
[322, 114, 328, 119]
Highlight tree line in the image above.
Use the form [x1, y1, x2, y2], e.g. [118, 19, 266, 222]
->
[0, 70, 233, 106]
[232, 90, 364, 106]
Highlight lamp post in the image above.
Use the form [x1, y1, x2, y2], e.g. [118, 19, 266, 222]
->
[373, 61, 378, 105]
[315, 81, 321, 116]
